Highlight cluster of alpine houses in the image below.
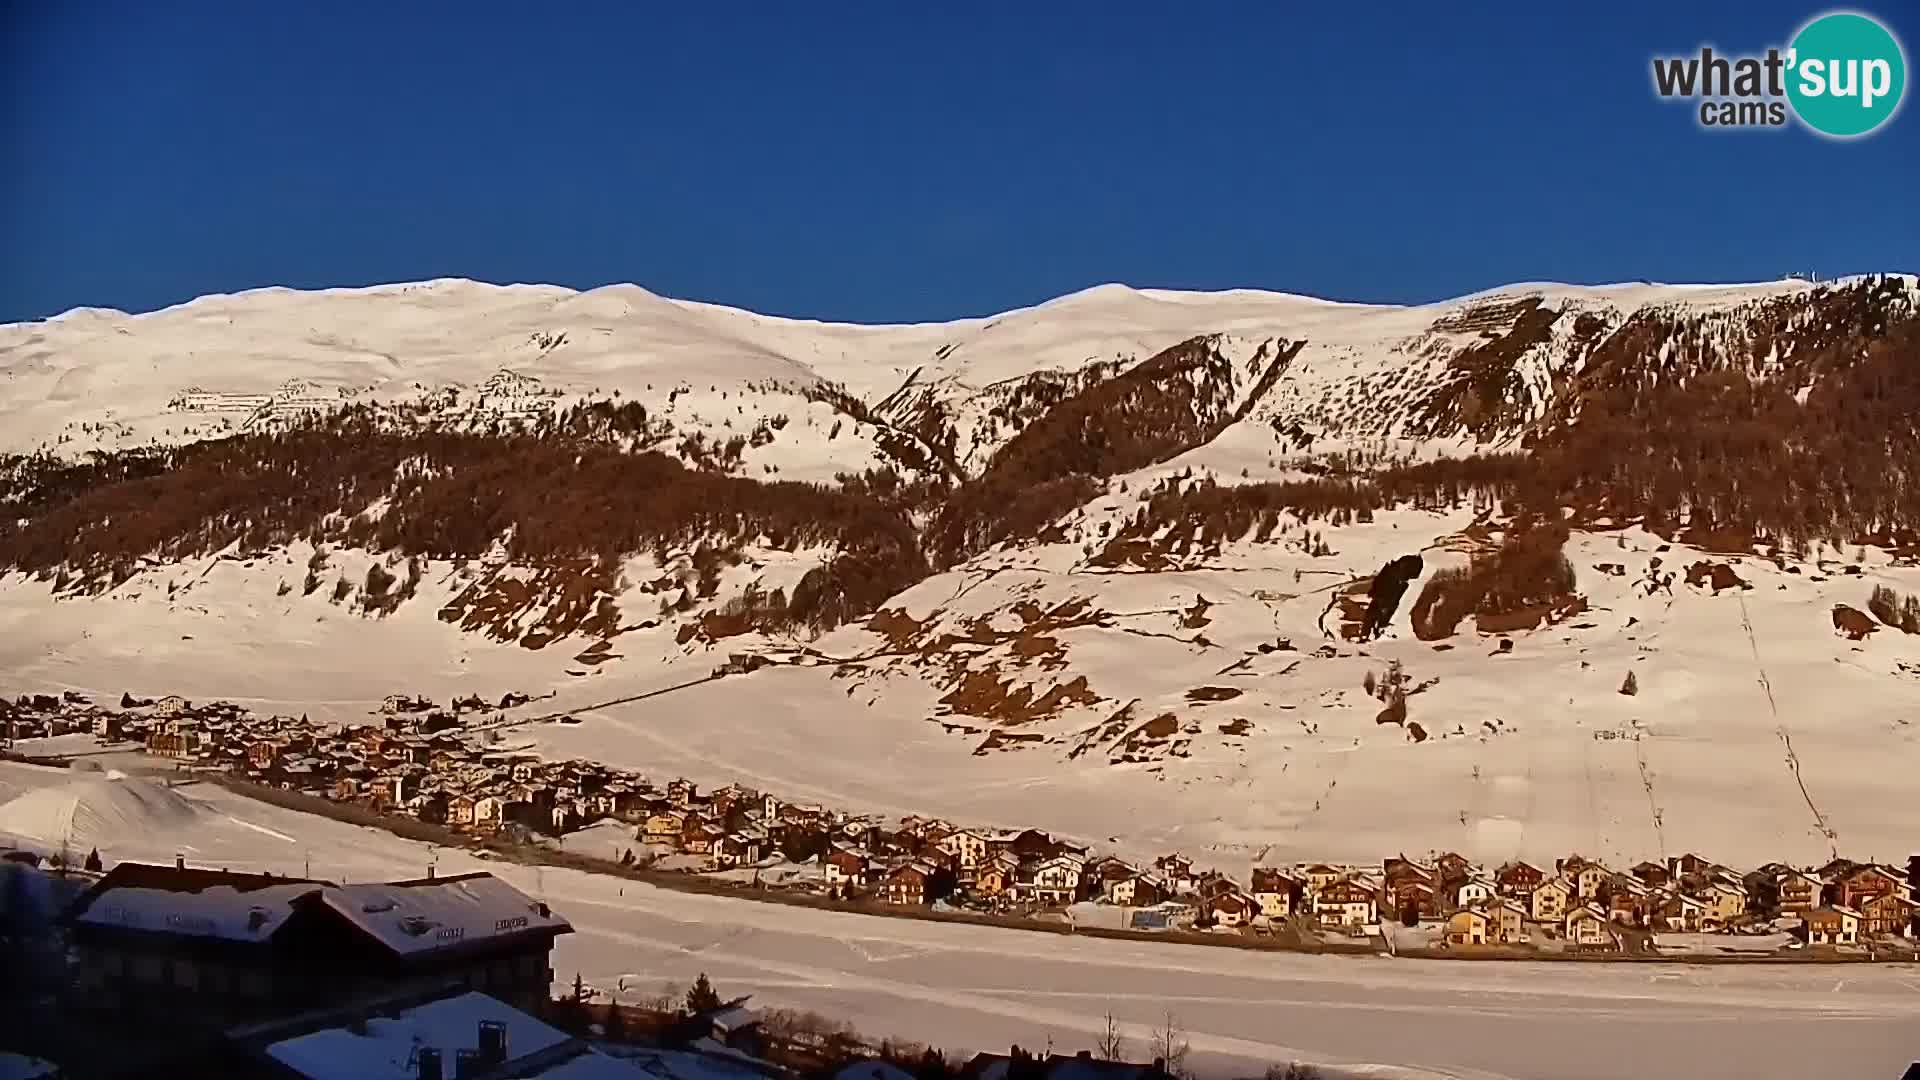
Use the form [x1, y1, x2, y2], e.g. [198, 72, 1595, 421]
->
[8, 692, 1918, 955]
[1420, 852, 1917, 951]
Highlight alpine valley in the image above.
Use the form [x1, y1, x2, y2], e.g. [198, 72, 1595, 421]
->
[5, 274, 1920, 872]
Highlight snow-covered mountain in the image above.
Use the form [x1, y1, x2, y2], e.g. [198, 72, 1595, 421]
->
[4, 274, 1920, 871]
[9, 275, 1911, 473]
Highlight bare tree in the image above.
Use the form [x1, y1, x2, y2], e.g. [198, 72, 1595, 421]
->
[1149, 1012, 1190, 1078]
[1096, 1011, 1127, 1061]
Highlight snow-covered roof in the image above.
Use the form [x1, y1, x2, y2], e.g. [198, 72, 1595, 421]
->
[530, 1052, 656, 1079]
[265, 990, 583, 1079]
[704, 1003, 760, 1035]
[615, 1048, 772, 1080]
[74, 879, 321, 941]
[67, 864, 568, 955]
[318, 872, 572, 957]
[834, 1061, 916, 1080]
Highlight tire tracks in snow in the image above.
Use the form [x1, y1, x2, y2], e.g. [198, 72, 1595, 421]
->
[1735, 594, 1839, 859]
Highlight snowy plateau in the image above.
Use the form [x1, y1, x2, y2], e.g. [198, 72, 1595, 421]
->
[3, 275, 1920, 1076]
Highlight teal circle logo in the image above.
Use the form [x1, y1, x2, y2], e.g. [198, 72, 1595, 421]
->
[1787, 12, 1907, 137]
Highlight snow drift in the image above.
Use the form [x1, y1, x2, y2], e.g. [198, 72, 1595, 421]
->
[0, 768, 203, 853]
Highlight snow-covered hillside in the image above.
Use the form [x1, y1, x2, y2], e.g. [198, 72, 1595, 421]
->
[8, 275, 1910, 476]
[5, 273, 1920, 879]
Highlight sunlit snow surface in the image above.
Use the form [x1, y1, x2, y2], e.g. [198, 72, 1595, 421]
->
[5, 278, 1920, 1078]
[3, 762, 1916, 1080]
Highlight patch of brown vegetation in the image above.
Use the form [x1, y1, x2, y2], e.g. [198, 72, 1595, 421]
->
[573, 640, 621, 665]
[1867, 584, 1920, 632]
[1684, 561, 1750, 593]
[1411, 521, 1579, 640]
[1534, 278, 1920, 548]
[1474, 595, 1587, 634]
[801, 381, 961, 480]
[1067, 702, 1139, 761]
[1414, 297, 1571, 440]
[1008, 633, 1061, 659]
[1374, 696, 1407, 726]
[1671, 524, 1761, 555]
[1091, 456, 1533, 569]
[1180, 594, 1213, 629]
[1099, 709, 1191, 763]
[1831, 604, 1878, 640]
[865, 608, 932, 650]
[937, 670, 1099, 726]
[438, 561, 622, 649]
[1185, 686, 1243, 703]
[925, 336, 1301, 566]
[971, 730, 1048, 755]
[1, 419, 926, 636]
[694, 610, 757, 641]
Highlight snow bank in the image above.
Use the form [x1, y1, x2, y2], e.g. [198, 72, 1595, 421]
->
[0, 769, 202, 852]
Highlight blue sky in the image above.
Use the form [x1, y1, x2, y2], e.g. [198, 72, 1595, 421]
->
[3, 1, 1915, 323]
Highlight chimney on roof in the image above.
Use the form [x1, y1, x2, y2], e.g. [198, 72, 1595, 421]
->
[427, 864, 435, 880]
[477, 1020, 508, 1066]
[175, 853, 185, 870]
[416, 1047, 443, 1080]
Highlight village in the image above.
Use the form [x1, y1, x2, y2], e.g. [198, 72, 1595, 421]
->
[4, 689, 1918, 960]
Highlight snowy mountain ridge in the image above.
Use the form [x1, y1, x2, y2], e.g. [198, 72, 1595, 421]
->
[7, 274, 1911, 480]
